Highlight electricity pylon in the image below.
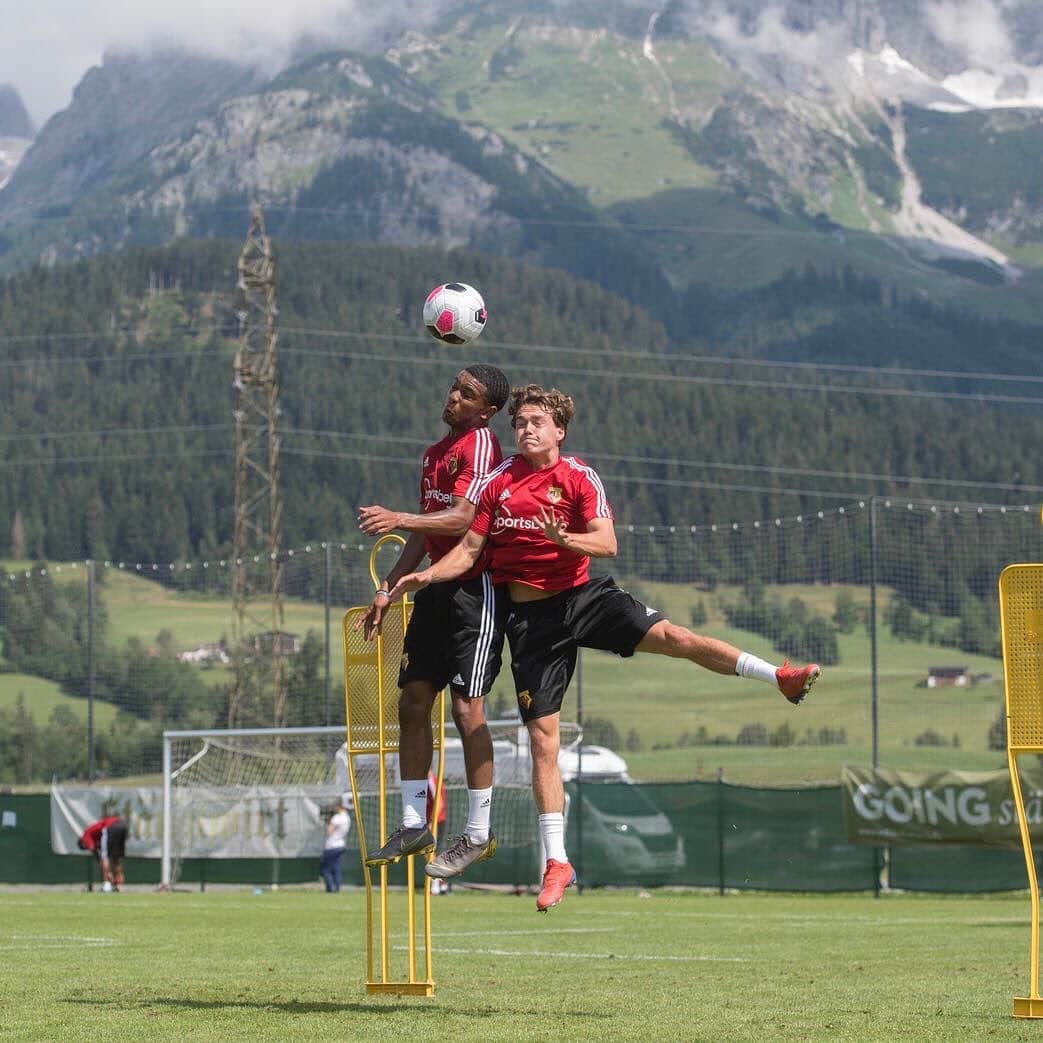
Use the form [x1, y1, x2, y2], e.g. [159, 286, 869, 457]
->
[230, 206, 286, 728]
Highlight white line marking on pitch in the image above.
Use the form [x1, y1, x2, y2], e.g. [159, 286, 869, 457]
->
[592, 911, 1024, 926]
[0, 935, 116, 949]
[402, 946, 746, 963]
[436, 928, 612, 937]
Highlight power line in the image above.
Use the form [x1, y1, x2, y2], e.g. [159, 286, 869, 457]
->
[279, 444, 1041, 499]
[0, 422, 1033, 495]
[279, 445, 841, 498]
[285, 428, 1043, 493]
[280, 326, 1043, 386]
[0, 345, 226, 367]
[0, 421, 1037, 495]
[1, 323, 1041, 390]
[5, 200, 854, 238]
[0, 423, 229, 444]
[277, 347, 1043, 405]
[2, 321, 1043, 402]
[4, 339, 1035, 404]
[573, 450, 1043, 494]
[0, 448, 229, 469]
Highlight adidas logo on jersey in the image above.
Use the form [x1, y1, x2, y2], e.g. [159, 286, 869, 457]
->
[645, 606, 657, 617]
[451, 674, 465, 686]
[498, 488, 511, 501]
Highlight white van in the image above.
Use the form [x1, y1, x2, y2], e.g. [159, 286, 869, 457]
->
[336, 725, 684, 878]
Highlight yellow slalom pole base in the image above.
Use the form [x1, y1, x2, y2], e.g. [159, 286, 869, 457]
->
[1013, 997, 1043, 1019]
[344, 534, 446, 1000]
[367, 982, 436, 997]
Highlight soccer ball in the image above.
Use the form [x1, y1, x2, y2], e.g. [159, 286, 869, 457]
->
[422, 282, 487, 345]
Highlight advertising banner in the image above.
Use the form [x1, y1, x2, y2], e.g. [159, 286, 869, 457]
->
[842, 764, 1043, 847]
[51, 786, 331, 859]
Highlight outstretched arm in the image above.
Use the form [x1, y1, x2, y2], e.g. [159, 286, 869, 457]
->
[387, 529, 489, 601]
[358, 498, 477, 538]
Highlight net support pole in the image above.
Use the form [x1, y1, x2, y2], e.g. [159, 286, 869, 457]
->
[161, 732, 173, 889]
[999, 563, 1043, 1019]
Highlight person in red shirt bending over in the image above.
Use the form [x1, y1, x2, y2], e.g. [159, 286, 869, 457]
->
[78, 815, 128, 892]
[357, 365, 510, 882]
[387, 384, 821, 912]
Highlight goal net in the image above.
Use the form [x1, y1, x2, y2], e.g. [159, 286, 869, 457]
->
[161, 721, 581, 887]
[161, 726, 347, 887]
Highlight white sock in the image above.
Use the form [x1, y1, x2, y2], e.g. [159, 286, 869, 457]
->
[465, 787, 493, 844]
[539, 812, 568, 863]
[401, 779, 428, 829]
[735, 651, 779, 687]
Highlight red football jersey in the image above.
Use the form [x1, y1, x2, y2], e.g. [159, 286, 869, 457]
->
[419, 426, 501, 580]
[79, 815, 121, 852]
[471, 454, 613, 591]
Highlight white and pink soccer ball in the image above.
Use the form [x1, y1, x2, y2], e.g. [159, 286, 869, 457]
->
[422, 282, 487, 345]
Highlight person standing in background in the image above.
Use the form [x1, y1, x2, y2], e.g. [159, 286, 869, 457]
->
[320, 798, 351, 893]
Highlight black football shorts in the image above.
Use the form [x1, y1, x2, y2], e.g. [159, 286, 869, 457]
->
[399, 574, 507, 698]
[507, 575, 665, 722]
[100, 820, 127, 861]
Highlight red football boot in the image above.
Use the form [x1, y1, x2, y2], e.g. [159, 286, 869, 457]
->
[776, 660, 821, 705]
[536, 859, 576, 912]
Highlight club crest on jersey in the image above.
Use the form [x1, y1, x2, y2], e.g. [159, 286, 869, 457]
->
[447, 455, 459, 475]
[547, 486, 562, 503]
[517, 690, 532, 710]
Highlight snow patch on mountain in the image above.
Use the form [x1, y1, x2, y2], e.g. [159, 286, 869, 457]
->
[847, 44, 1043, 112]
[0, 137, 31, 192]
[938, 66, 1043, 111]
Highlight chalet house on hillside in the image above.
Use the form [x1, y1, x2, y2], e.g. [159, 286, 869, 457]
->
[926, 665, 970, 688]
[250, 630, 302, 655]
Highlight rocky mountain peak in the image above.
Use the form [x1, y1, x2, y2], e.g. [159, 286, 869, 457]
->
[0, 85, 33, 139]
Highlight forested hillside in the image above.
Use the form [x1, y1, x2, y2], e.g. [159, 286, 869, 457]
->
[1, 239, 1039, 563]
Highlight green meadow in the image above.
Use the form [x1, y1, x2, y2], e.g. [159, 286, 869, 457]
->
[2, 568, 1004, 786]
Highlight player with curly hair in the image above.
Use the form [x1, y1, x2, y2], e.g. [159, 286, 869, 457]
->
[386, 383, 821, 911]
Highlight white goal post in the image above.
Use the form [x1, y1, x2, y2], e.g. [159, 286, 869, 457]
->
[161, 721, 583, 888]
[161, 725, 348, 888]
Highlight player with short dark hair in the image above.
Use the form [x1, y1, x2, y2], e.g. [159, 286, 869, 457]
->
[78, 815, 128, 892]
[357, 364, 511, 880]
[386, 383, 821, 911]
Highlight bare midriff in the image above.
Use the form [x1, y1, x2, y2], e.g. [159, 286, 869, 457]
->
[507, 581, 558, 603]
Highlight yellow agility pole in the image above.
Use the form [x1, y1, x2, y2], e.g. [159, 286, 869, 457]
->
[343, 534, 446, 997]
[999, 563, 1043, 1019]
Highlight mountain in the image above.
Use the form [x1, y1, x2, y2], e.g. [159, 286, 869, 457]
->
[0, 85, 33, 193]
[1, 2, 1043, 335]
[0, 85, 33, 138]
[0, 51, 263, 227]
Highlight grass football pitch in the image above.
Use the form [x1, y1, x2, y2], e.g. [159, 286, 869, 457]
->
[2, 886, 1040, 1041]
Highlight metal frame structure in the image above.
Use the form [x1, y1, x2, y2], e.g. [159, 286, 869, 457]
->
[999, 563, 1043, 1019]
[342, 534, 445, 996]
[231, 206, 286, 728]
